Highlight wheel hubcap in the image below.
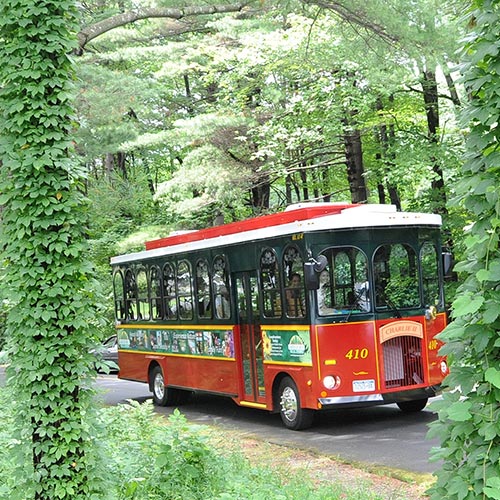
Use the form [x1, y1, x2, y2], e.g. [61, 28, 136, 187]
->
[154, 372, 165, 400]
[280, 386, 298, 422]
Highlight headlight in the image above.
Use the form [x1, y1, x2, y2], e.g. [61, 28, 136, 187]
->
[323, 375, 341, 390]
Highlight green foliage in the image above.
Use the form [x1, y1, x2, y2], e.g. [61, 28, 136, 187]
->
[384, 276, 420, 309]
[428, 2, 500, 499]
[0, 393, 400, 499]
[0, 266, 10, 351]
[72, 3, 467, 235]
[0, 0, 103, 498]
[154, 142, 254, 227]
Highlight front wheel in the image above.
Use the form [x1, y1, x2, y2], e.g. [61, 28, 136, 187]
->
[397, 398, 428, 413]
[278, 376, 314, 430]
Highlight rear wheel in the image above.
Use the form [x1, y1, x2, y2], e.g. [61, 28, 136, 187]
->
[278, 376, 314, 430]
[151, 366, 168, 406]
[151, 366, 192, 406]
[397, 398, 428, 412]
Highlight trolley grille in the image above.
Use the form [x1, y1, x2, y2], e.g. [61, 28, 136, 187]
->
[382, 336, 424, 389]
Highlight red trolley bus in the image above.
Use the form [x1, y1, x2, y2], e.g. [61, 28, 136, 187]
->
[111, 203, 448, 429]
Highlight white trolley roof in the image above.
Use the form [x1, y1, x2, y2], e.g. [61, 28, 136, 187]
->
[111, 203, 441, 265]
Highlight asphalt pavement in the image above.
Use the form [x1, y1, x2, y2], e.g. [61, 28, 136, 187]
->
[0, 367, 440, 474]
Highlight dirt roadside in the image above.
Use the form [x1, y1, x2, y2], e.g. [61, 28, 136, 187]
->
[209, 428, 433, 500]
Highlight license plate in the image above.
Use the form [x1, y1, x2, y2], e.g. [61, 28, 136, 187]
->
[352, 379, 375, 393]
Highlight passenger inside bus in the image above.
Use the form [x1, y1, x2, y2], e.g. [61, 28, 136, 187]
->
[318, 270, 337, 315]
[285, 273, 305, 317]
[215, 285, 230, 319]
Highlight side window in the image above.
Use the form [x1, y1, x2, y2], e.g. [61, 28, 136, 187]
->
[162, 263, 177, 320]
[137, 267, 150, 320]
[124, 268, 137, 320]
[260, 248, 281, 318]
[213, 255, 231, 319]
[177, 260, 193, 320]
[113, 270, 125, 320]
[374, 243, 419, 309]
[196, 259, 212, 319]
[317, 247, 369, 315]
[283, 245, 305, 318]
[150, 265, 162, 320]
[421, 242, 441, 307]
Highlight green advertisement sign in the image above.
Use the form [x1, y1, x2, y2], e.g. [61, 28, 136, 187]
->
[117, 328, 234, 359]
[262, 329, 311, 364]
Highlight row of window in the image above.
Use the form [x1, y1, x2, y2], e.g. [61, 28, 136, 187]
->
[113, 240, 441, 323]
[113, 245, 308, 323]
[114, 255, 231, 322]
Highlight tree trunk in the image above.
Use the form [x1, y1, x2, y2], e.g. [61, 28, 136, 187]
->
[105, 153, 114, 176]
[344, 126, 368, 203]
[375, 98, 401, 210]
[116, 151, 127, 178]
[251, 174, 270, 209]
[444, 69, 461, 108]
[285, 174, 292, 204]
[377, 182, 386, 204]
[0, 1, 97, 497]
[320, 169, 331, 202]
[300, 165, 309, 201]
[421, 69, 448, 215]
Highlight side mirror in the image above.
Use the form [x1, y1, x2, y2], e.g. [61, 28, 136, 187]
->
[442, 249, 455, 280]
[304, 255, 328, 290]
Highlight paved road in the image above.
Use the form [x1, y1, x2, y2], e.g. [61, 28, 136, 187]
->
[0, 367, 440, 474]
[96, 373, 441, 474]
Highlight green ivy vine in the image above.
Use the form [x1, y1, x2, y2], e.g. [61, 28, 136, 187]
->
[0, 1, 101, 499]
[428, 1, 500, 499]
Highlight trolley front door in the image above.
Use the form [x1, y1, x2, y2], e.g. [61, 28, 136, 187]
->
[235, 271, 266, 405]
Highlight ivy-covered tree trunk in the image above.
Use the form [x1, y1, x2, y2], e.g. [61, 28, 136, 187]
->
[428, 1, 500, 499]
[0, 1, 99, 499]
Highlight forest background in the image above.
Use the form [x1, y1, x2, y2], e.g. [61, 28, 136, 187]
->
[0, 0, 499, 499]
[0, 0, 468, 342]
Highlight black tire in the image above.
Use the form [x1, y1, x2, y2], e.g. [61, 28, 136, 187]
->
[151, 366, 169, 406]
[278, 376, 314, 430]
[397, 398, 428, 413]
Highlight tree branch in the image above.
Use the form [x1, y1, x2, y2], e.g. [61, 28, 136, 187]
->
[300, 0, 399, 45]
[77, 1, 256, 53]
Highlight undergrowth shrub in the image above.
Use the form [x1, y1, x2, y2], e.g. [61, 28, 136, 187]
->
[0, 388, 395, 500]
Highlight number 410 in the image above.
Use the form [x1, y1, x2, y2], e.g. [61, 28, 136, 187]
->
[345, 348, 369, 360]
